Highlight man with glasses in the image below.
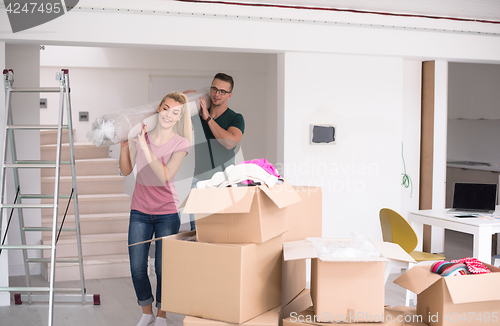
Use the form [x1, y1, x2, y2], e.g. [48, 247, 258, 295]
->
[188, 73, 245, 230]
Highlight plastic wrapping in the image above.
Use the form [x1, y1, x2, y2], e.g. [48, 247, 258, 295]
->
[307, 232, 381, 260]
[86, 88, 210, 147]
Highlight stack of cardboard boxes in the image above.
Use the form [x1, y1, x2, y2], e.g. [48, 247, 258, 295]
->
[158, 178, 498, 326]
[161, 181, 321, 326]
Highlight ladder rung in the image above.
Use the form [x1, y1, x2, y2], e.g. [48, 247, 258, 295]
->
[26, 258, 79, 263]
[0, 245, 52, 250]
[16, 160, 71, 165]
[20, 194, 72, 199]
[6, 125, 69, 130]
[0, 203, 54, 209]
[24, 227, 76, 232]
[0, 287, 82, 292]
[5, 163, 57, 169]
[0, 287, 50, 292]
[10, 87, 62, 93]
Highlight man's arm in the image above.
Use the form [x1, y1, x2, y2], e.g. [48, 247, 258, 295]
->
[206, 123, 243, 150]
[198, 97, 244, 149]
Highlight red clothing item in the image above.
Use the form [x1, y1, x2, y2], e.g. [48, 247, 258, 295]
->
[131, 133, 189, 215]
[451, 257, 491, 274]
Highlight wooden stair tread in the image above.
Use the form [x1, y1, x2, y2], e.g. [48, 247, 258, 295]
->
[40, 142, 103, 148]
[42, 175, 123, 181]
[77, 193, 129, 199]
[41, 212, 129, 223]
[42, 232, 128, 244]
[45, 254, 130, 266]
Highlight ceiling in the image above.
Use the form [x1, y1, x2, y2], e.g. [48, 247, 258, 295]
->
[193, 0, 500, 23]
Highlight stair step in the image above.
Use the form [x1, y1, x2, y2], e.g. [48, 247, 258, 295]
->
[41, 158, 119, 177]
[42, 233, 128, 258]
[40, 129, 70, 146]
[41, 212, 130, 235]
[40, 142, 109, 161]
[41, 175, 125, 195]
[41, 194, 131, 217]
[41, 254, 131, 281]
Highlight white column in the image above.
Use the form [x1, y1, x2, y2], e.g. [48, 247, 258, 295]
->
[431, 60, 448, 253]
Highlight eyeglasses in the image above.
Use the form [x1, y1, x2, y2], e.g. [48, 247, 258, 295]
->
[210, 86, 231, 95]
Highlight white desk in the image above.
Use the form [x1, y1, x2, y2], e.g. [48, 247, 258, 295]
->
[408, 208, 500, 263]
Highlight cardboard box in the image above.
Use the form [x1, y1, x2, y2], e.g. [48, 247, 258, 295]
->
[283, 186, 322, 242]
[282, 258, 307, 308]
[281, 186, 322, 307]
[283, 239, 415, 322]
[282, 307, 405, 325]
[184, 306, 281, 326]
[184, 180, 302, 243]
[281, 289, 312, 325]
[161, 231, 283, 324]
[394, 263, 500, 326]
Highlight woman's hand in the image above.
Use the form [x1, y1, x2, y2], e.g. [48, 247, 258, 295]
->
[137, 124, 148, 152]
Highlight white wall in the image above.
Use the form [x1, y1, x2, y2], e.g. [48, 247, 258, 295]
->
[400, 60, 422, 219]
[4, 45, 41, 276]
[447, 62, 500, 164]
[1, 1, 500, 62]
[281, 52, 404, 240]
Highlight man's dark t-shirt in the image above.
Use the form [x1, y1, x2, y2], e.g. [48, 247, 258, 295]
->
[193, 108, 245, 180]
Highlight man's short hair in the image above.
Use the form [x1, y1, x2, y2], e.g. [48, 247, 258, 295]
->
[213, 73, 234, 92]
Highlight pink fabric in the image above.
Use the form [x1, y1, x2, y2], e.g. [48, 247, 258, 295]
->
[131, 133, 189, 214]
[451, 257, 491, 274]
[239, 159, 280, 185]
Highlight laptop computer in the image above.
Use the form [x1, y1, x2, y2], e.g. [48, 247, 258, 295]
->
[449, 183, 498, 215]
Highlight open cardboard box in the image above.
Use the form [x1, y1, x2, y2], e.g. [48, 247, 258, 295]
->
[394, 263, 500, 326]
[161, 231, 283, 324]
[183, 179, 302, 243]
[183, 306, 281, 326]
[283, 238, 415, 322]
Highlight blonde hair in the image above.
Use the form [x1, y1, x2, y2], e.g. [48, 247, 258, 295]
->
[159, 92, 192, 145]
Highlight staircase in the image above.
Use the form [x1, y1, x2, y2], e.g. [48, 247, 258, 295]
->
[40, 130, 131, 282]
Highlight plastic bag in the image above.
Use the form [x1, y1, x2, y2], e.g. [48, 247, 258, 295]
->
[86, 88, 210, 147]
[307, 232, 381, 260]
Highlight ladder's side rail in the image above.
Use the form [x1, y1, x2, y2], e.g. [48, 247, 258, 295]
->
[62, 69, 86, 303]
[0, 72, 12, 240]
[47, 83, 65, 326]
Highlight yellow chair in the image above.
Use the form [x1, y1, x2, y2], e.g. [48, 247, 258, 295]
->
[380, 208, 445, 306]
[379, 208, 445, 263]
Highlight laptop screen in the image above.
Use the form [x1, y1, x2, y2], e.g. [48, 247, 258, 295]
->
[452, 183, 498, 211]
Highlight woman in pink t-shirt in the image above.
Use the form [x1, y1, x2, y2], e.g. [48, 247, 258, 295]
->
[119, 92, 191, 326]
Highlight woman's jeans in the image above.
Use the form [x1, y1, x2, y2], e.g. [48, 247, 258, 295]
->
[128, 209, 180, 309]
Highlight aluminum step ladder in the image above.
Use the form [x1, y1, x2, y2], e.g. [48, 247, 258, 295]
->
[0, 69, 99, 326]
